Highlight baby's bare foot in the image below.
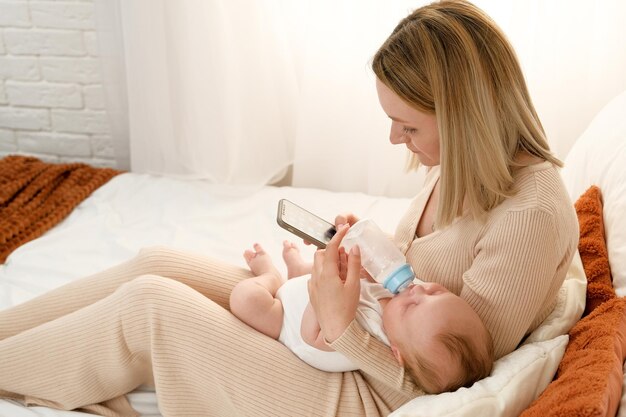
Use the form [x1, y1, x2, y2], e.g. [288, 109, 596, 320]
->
[282, 240, 313, 278]
[243, 243, 280, 277]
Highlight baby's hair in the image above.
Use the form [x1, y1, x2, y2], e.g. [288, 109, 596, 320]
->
[403, 326, 494, 394]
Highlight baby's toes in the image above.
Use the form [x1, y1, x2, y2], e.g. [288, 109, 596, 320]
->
[282, 240, 298, 253]
[243, 249, 256, 264]
[253, 243, 266, 255]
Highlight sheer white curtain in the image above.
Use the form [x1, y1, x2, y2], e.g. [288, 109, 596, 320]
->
[290, 1, 427, 197]
[474, 0, 626, 160]
[98, 0, 299, 184]
[96, 0, 626, 197]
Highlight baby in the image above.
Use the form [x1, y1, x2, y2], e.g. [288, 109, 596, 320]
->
[230, 241, 494, 394]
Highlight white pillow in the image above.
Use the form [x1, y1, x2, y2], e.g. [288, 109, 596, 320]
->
[389, 250, 586, 417]
[561, 89, 626, 296]
[390, 335, 569, 417]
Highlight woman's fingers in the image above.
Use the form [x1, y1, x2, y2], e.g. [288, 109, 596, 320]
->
[323, 223, 350, 268]
[338, 247, 348, 280]
[312, 249, 324, 276]
[346, 246, 361, 289]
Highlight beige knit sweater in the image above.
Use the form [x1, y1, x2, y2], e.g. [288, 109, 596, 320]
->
[330, 162, 579, 392]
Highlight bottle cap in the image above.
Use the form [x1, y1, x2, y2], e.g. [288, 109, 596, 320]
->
[383, 264, 415, 294]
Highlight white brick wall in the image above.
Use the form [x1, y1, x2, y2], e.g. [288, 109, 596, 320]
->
[0, 2, 30, 28]
[0, 128, 16, 151]
[0, 0, 116, 168]
[6, 81, 82, 108]
[0, 30, 6, 54]
[40, 57, 101, 83]
[0, 81, 6, 104]
[30, 2, 95, 30]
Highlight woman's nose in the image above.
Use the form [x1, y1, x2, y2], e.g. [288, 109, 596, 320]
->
[389, 132, 407, 145]
[389, 124, 407, 145]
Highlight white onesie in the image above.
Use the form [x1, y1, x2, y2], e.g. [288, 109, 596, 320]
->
[275, 275, 392, 372]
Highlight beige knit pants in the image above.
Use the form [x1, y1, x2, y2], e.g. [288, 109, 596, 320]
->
[0, 247, 401, 417]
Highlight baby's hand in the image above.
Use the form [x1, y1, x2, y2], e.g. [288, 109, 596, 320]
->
[361, 268, 376, 283]
[335, 212, 360, 228]
[302, 212, 359, 247]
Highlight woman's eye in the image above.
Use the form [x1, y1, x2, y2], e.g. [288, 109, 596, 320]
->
[402, 127, 417, 135]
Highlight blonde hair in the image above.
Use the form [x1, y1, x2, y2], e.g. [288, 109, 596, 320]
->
[372, 0, 562, 227]
[401, 323, 494, 393]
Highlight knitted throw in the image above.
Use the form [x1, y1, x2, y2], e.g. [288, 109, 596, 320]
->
[0, 155, 122, 263]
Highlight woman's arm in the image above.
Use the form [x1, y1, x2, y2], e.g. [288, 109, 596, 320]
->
[328, 319, 422, 396]
[307, 224, 360, 342]
[300, 303, 334, 352]
[461, 208, 577, 358]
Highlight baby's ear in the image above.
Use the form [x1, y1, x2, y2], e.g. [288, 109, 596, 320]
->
[390, 345, 404, 366]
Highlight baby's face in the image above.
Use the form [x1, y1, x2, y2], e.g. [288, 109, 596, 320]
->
[382, 283, 483, 365]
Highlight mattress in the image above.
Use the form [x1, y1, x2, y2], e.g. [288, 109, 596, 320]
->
[0, 172, 412, 416]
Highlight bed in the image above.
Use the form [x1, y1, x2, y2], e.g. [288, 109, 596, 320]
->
[1, 89, 625, 417]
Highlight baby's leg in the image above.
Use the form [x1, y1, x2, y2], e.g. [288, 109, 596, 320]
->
[229, 244, 285, 339]
[282, 241, 313, 278]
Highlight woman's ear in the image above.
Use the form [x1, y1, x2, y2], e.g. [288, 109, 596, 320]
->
[391, 345, 404, 366]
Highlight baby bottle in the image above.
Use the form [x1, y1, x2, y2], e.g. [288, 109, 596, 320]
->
[341, 219, 415, 294]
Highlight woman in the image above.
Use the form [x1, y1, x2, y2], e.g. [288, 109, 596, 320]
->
[0, 1, 578, 416]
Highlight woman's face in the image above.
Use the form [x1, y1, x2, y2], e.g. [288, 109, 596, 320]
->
[376, 78, 441, 166]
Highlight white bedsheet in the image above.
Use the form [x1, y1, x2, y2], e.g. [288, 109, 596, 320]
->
[0, 172, 412, 417]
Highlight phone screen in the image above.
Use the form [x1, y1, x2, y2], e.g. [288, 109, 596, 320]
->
[277, 199, 337, 248]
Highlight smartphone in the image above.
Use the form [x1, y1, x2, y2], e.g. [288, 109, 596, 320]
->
[277, 199, 337, 249]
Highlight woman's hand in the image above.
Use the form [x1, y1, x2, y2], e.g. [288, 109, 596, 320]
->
[334, 212, 375, 282]
[308, 224, 362, 343]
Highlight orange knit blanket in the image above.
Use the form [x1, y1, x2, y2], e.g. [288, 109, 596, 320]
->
[521, 186, 624, 417]
[0, 155, 122, 263]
